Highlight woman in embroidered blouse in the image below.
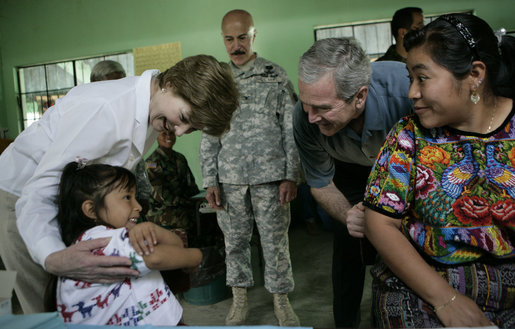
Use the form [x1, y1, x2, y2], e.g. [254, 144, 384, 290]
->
[363, 14, 514, 328]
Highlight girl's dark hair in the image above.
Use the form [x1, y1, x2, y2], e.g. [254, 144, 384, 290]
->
[57, 162, 137, 246]
[404, 13, 515, 99]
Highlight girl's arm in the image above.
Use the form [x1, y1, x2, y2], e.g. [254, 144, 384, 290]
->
[129, 222, 202, 270]
[152, 224, 185, 247]
[364, 208, 492, 327]
[142, 244, 202, 270]
[128, 222, 184, 256]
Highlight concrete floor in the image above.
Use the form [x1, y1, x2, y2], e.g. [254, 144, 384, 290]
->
[179, 220, 373, 328]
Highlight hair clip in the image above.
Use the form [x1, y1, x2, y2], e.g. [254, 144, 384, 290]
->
[75, 156, 88, 170]
[439, 15, 480, 59]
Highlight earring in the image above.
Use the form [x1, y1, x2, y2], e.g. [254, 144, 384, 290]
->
[470, 78, 482, 105]
[470, 91, 480, 104]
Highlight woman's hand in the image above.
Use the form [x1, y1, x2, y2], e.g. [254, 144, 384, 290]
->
[128, 222, 158, 256]
[435, 292, 494, 327]
[365, 209, 495, 327]
[45, 238, 139, 282]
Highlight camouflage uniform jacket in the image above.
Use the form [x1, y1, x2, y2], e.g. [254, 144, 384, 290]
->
[145, 147, 199, 229]
[135, 160, 152, 201]
[200, 56, 299, 187]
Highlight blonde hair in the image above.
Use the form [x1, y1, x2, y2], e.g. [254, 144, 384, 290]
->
[157, 55, 239, 137]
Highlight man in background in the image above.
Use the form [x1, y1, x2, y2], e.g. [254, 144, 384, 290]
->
[376, 7, 424, 62]
[90, 60, 126, 81]
[200, 9, 300, 327]
[145, 130, 202, 294]
[145, 130, 199, 241]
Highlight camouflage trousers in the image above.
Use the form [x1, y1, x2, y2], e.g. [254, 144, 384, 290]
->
[217, 182, 294, 294]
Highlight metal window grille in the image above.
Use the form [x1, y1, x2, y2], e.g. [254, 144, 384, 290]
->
[314, 11, 473, 60]
[16, 52, 134, 129]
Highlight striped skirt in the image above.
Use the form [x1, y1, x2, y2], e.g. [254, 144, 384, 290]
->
[371, 259, 514, 328]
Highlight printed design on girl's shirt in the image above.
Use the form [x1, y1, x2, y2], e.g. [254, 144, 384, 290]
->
[58, 226, 177, 325]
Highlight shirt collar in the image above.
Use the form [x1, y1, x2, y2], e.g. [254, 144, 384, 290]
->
[338, 93, 384, 144]
[134, 70, 159, 155]
[230, 53, 259, 77]
[359, 86, 387, 143]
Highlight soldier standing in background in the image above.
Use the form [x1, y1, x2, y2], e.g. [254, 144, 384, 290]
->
[200, 9, 300, 327]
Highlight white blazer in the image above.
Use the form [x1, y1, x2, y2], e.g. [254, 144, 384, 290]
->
[0, 70, 158, 267]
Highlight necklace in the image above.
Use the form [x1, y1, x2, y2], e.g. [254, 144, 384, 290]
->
[486, 101, 497, 133]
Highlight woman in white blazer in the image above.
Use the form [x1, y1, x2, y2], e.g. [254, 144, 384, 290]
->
[0, 54, 238, 314]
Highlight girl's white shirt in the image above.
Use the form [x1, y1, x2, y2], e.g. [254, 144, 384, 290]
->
[57, 225, 182, 326]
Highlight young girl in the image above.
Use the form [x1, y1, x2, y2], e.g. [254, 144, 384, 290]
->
[55, 160, 202, 326]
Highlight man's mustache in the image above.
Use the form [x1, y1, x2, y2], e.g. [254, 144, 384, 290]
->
[231, 50, 246, 56]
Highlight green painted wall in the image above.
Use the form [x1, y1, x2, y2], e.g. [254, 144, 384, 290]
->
[1, 0, 513, 186]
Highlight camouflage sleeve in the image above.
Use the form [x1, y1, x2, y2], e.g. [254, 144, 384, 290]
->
[199, 132, 221, 188]
[180, 155, 200, 198]
[135, 160, 153, 201]
[147, 152, 199, 208]
[278, 76, 300, 182]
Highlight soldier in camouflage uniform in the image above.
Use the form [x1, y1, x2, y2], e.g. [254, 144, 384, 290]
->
[145, 130, 199, 240]
[200, 9, 300, 327]
[143, 130, 200, 294]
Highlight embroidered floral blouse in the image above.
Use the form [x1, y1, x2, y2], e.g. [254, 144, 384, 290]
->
[364, 110, 515, 265]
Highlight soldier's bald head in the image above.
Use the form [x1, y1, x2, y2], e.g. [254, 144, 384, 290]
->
[221, 9, 254, 32]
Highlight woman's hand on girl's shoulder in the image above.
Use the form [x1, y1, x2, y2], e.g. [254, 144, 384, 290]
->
[128, 222, 158, 256]
[45, 238, 139, 282]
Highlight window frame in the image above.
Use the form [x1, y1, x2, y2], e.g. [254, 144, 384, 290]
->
[313, 10, 474, 60]
[16, 52, 134, 130]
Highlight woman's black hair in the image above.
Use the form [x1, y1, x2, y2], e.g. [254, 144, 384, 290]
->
[57, 161, 137, 246]
[404, 13, 515, 99]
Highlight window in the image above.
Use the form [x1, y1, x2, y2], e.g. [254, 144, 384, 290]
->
[314, 10, 473, 60]
[17, 53, 134, 129]
[315, 19, 393, 59]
